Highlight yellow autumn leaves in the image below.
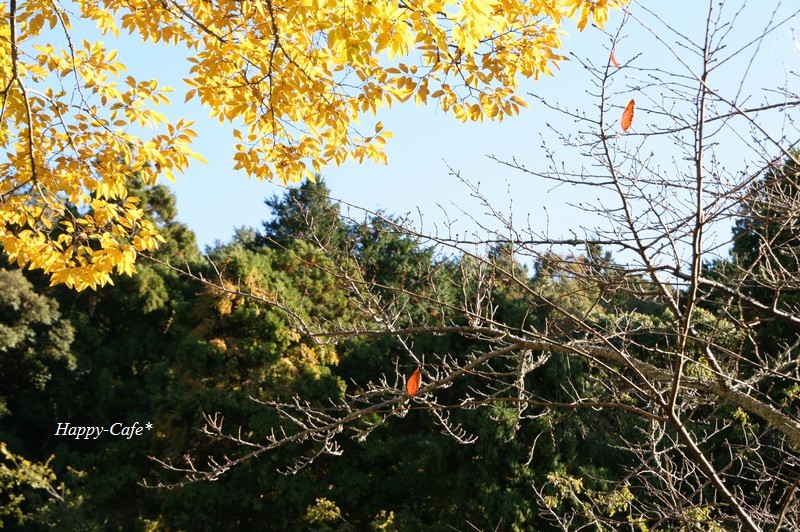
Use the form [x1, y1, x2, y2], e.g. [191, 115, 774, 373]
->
[1, 1, 204, 289]
[1, 0, 623, 289]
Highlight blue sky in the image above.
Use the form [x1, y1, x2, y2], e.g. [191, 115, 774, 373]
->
[80, 1, 800, 253]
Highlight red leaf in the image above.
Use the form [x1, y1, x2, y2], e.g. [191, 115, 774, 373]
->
[406, 365, 422, 396]
[610, 51, 620, 68]
[621, 99, 635, 132]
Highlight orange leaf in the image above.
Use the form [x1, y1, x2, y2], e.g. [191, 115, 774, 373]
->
[406, 365, 422, 396]
[621, 99, 635, 132]
[610, 51, 620, 68]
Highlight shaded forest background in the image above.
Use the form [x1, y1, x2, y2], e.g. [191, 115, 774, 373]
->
[1, 170, 798, 530]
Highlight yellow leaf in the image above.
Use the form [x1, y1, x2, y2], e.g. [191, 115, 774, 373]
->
[510, 95, 529, 108]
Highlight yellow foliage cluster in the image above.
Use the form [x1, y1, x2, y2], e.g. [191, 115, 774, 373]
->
[0, 0, 622, 289]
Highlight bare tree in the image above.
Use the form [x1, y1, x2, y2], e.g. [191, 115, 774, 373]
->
[151, 2, 800, 530]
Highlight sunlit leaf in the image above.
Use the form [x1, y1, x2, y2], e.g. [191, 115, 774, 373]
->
[621, 99, 635, 132]
[406, 365, 422, 396]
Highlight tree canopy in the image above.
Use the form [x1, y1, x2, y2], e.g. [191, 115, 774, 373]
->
[1, 157, 799, 528]
[5, 1, 799, 530]
[0, 0, 622, 290]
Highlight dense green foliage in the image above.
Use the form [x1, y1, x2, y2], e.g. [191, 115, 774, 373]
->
[0, 172, 796, 530]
